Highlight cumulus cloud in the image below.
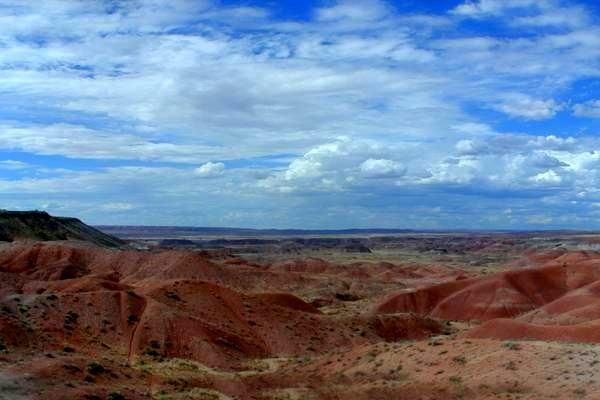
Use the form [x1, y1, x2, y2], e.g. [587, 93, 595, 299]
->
[529, 170, 563, 185]
[528, 153, 569, 169]
[195, 162, 225, 178]
[415, 133, 586, 194]
[259, 138, 413, 193]
[0, 129, 599, 228]
[455, 139, 488, 156]
[359, 159, 406, 178]
[284, 159, 322, 181]
[258, 132, 585, 198]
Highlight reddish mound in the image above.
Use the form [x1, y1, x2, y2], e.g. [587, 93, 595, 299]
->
[375, 278, 476, 316]
[0, 243, 448, 373]
[0, 243, 94, 274]
[9, 239, 600, 399]
[374, 260, 600, 321]
[519, 248, 568, 265]
[371, 314, 448, 341]
[265, 257, 469, 307]
[370, 249, 600, 343]
[467, 318, 600, 342]
[0, 243, 304, 292]
[254, 292, 321, 314]
[270, 257, 331, 274]
[271, 258, 464, 281]
[468, 277, 600, 342]
[518, 280, 600, 325]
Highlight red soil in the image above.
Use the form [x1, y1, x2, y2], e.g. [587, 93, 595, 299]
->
[0, 243, 446, 371]
[374, 249, 600, 346]
[6, 242, 600, 399]
[375, 252, 600, 321]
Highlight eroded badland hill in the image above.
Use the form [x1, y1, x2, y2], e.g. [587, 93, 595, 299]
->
[3, 215, 600, 399]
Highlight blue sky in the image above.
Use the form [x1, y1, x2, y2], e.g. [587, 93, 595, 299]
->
[0, 0, 600, 229]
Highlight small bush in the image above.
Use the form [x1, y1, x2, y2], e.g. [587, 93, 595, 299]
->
[64, 311, 79, 329]
[452, 356, 466, 365]
[504, 361, 517, 371]
[503, 342, 522, 351]
[165, 291, 181, 301]
[62, 364, 82, 373]
[144, 348, 160, 358]
[87, 362, 105, 375]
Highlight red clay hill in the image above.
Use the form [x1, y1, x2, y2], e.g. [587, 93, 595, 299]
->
[376, 249, 600, 343]
[4, 214, 600, 398]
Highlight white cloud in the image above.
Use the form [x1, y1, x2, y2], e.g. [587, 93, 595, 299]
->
[495, 94, 563, 120]
[0, 160, 30, 170]
[102, 202, 135, 211]
[512, 7, 590, 29]
[526, 135, 577, 152]
[316, 0, 391, 22]
[451, 0, 541, 17]
[284, 159, 322, 181]
[573, 100, 600, 118]
[195, 162, 225, 178]
[0, 0, 598, 228]
[455, 139, 488, 156]
[528, 152, 569, 169]
[451, 122, 494, 135]
[258, 133, 584, 196]
[0, 0, 595, 166]
[416, 133, 587, 192]
[527, 215, 554, 225]
[0, 129, 599, 228]
[0, 123, 221, 162]
[452, 0, 590, 29]
[529, 169, 562, 184]
[259, 138, 410, 193]
[360, 159, 406, 178]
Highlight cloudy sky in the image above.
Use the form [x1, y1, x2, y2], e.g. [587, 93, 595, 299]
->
[0, 0, 599, 229]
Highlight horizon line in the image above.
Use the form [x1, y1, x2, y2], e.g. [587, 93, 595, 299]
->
[94, 225, 598, 234]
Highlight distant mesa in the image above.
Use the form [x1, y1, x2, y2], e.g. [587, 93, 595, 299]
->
[0, 210, 124, 248]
